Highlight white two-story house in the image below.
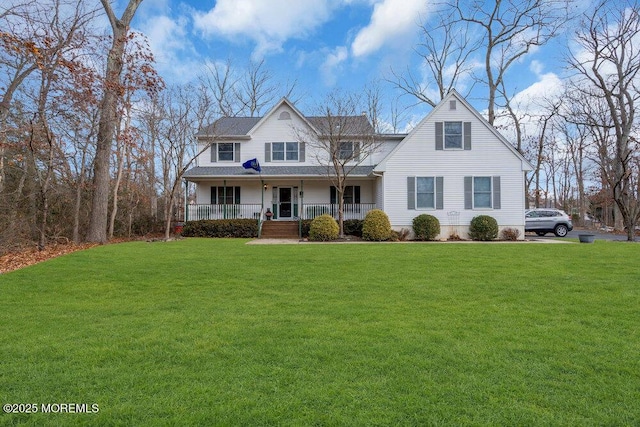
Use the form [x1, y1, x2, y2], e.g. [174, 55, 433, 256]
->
[183, 90, 533, 239]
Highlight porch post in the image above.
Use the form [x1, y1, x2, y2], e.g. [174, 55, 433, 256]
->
[299, 180, 304, 238]
[223, 179, 227, 219]
[261, 179, 264, 215]
[183, 179, 188, 222]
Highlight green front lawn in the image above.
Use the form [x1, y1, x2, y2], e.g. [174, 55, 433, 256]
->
[1, 239, 639, 425]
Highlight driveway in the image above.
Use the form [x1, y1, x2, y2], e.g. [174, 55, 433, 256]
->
[526, 228, 638, 242]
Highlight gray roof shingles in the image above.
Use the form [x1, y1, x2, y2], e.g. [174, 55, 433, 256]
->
[197, 115, 374, 137]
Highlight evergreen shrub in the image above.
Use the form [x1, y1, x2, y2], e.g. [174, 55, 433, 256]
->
[362, 209, 392, 241]
[412, 214, 440, 241]
[181, 219, 258, 238]
[469, 215, 499, 241]
[309, 214, 339, 241]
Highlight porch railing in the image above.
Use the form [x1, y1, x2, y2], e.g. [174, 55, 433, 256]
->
[187, 204, 262, 221]
[186, 203, 375, 222]
[301, 203, 376, 220]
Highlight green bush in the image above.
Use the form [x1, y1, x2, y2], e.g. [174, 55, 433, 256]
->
[362, 209, 392, 241]
[469, 215, 499, 241]
[412, 214, 440, 241]
[182, 219, 258, 238]
[343, 219, 364, 237]
[309, 214, 339, 241]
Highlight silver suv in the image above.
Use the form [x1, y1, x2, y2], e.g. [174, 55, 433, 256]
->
[525, 208, 573, 237]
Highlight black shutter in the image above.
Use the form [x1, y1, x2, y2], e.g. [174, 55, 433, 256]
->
[234, 187, 241, 204]
[435, 122, 443, 150]
[330, 186, 337, 204]
[407, 177, 415, 210]
[354, 186, 361, 204]
[464, 177, 472, 210]
[464, 122, 471, 150]
[436, 177, 444, 210]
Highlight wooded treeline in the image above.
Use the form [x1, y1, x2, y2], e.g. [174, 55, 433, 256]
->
[1, 0, 639, 253]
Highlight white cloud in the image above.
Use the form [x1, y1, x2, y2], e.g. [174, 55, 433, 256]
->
[512, 72, 564, 109]
[351, 0, 431, 58]
[135, 13, 204, 84]
[320, 46, 349, 86]
[193, 0, 334, 58]
[529, 60, 545, 76]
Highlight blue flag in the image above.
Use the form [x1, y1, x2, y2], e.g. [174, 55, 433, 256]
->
[242, 158, 261, 172]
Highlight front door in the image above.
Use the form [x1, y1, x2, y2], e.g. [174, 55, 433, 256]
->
[279, 187, 292, 218]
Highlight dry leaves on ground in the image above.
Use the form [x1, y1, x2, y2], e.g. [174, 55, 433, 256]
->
[0, 243, 98, 274]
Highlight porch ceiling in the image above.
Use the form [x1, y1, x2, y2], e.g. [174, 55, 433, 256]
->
[183, 165, 376, 180]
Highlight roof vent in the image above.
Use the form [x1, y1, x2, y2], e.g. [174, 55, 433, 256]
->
[449, 100, 457, 110]
[278, 111, 291, 120]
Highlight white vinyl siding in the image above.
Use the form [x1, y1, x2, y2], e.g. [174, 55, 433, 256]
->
[383, 93, 525, 236]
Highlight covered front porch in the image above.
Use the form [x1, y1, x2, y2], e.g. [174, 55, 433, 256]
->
[184, 177, 378, 222]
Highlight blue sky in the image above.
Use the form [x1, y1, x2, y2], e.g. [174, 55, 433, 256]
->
[128, 0, 586, 127]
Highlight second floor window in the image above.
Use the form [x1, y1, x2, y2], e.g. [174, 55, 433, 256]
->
[444, 122, 463, 149]
[218, 143, 234, 161]
[337, 141, 359, 160]
[272, 142, 299, 161]
[210, 142, 240, 162]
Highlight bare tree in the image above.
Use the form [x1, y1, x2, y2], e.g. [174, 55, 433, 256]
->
[235, 59, 278, 117]
[199, 59, 238, 117]
[295, 91, 381, 237]
[157, 83, 216, 239]
[86, 0, 143, 243]
[389, 9, 480, 108]
[566, 0, 640, 240]
[451, 0, 569, 125]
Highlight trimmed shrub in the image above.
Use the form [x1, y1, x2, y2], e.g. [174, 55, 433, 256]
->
[362, 209, 392, 241]
[309, 214, 339, 241]
[469, 215, 499, 241]
[182, 219, 258, 238]
[343, 219, 364, 237]
[501, 227, 521, 241]
[412, 214, 440, 241]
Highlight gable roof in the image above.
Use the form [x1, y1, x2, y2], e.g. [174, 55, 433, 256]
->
[197, 117, 261, 137]
[374, 89, 533, 172]
[307, 115, 374, 136]
[196, 97, 375, 139]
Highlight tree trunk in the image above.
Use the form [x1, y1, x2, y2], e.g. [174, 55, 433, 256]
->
[86, 0, 142, 243]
